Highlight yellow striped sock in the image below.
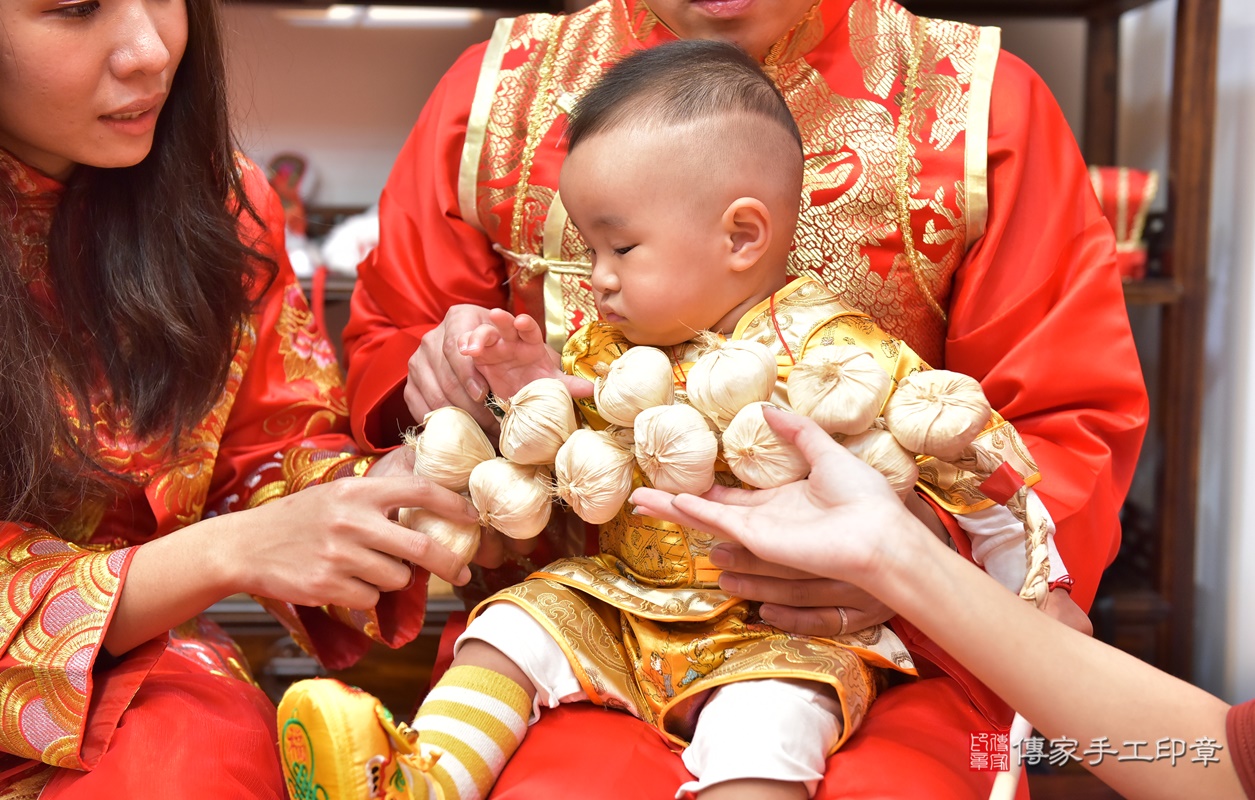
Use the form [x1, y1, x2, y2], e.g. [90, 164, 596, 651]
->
[412, 665, 531, 800]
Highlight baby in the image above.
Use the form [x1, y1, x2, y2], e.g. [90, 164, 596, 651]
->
[278, 40, 1078, 800]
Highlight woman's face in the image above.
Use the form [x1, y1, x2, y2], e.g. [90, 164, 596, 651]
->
[0, 0, 187, 180]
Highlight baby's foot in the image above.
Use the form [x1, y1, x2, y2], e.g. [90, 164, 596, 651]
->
[278, 678, 443, 799]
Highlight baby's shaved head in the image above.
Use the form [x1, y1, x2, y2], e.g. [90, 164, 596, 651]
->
[566, 39, 802, 158]
[565, 39, 805, 241]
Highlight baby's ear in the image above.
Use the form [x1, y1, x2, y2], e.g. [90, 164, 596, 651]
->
[722, 197, 772, 272]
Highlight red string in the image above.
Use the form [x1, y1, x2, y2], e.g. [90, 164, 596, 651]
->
[769, 290, 795, 365]
[311, 264, 329, 337]
[669, 345, 688, 387]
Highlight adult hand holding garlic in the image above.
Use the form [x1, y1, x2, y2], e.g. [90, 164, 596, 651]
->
[631, 405, 902, 637]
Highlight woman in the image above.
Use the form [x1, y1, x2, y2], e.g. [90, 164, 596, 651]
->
[632, 406, 1254, 800]
[0, 0, 472, 796]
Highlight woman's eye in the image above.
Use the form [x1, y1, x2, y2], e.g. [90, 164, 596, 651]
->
[613, 245, 635, 256]
[54, 0, 101, 17]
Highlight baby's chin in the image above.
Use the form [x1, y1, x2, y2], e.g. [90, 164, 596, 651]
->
[617, 327, 690, 349]
[598, 314, 705, 348]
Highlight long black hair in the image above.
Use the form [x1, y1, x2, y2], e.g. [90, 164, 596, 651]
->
[0, 0, 277, 529]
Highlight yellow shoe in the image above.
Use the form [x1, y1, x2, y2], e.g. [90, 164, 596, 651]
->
[278, 678, 444, 800]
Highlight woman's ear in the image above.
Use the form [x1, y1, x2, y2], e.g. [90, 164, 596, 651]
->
[721, 197, 772, 272]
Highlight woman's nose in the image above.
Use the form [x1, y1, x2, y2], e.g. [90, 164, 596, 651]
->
[110, 1, 174, 77]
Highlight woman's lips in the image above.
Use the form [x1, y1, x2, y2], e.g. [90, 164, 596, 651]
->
[99, 105, 160, 136]
[689, 0, 757, 17]
[99, 94, 164, 136]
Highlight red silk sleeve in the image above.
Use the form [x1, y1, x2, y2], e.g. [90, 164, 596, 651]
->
[943, 53, 1149, 614]
[890, 52, 1149, 729]
[0, 527, 160, 769]
[205, 162, 426, 670]
[342, 42, 511, 450]
[205, 161, 376, 514]
[1229, 699, 1255, 799]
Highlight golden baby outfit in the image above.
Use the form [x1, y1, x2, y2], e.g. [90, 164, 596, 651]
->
[470, 276, 945, 752]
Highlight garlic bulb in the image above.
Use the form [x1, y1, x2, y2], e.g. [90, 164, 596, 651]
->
[604, 425, 636, 450]
[633, 403, 718, 495]
[398, 507, 482, 570]
[883, 370, 992, 461]
[595, 346, 675, 427]
[685, 336, 778, 430]
[787, 345, 892, 435]
[554, 429, 637, 524]
[842, 428, 919, 498]
[407, 407, 496, 493]
[722, 402, 810, 489]
[468, 458, 553, 540]
[497, 378, 578, 465]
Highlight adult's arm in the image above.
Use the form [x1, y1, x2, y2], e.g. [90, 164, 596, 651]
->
[0, 166, 469, 770]
[342, 42, 510, 450]
[632, 409, 1242, 800]
[108, 163, 474, 667]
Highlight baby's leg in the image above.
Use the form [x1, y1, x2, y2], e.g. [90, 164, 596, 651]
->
[679, 679, 844, 800]
[412, 602, 587, 798]
[277, 604, 583, 800]
[451, 601, 589, 722]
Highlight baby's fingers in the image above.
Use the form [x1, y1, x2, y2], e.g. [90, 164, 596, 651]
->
[514, 314, 546, 345]
[460, 324, 504, 356]
[487, 308, 521, 336]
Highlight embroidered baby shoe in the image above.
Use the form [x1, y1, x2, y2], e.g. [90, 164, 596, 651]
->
[278, 678, 443, 800]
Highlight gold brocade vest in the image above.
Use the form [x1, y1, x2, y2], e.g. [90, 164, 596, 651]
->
[459, 0, 1000, 367]
[558, 276, 1039, 613]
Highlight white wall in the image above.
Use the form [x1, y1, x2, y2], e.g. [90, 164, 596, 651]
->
[1184, 0, 1255, 703]
[223, 6, 503, 206]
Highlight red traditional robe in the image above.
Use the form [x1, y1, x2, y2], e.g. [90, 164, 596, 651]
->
[0, 149, 429, 798]
[343, 0, 1149, 795]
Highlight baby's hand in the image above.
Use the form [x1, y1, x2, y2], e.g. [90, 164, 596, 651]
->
[457, 309, 593, 401]
[1041, 588, 1094, 636]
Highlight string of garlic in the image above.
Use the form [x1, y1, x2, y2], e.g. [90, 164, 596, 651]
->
[633, 403, 718, 495]
[787, 344, 892, 435]
[398, 507, 482, 569]
[883, 370, 992, 461]
[554, 428, 637, 524]
[684, 334, 777, 430]
[407, 406, 496, 493]
[594, 345, 675, 426]
[722, 402, 810, 489]
[841, 427, 920, 498]
[468, 457, 553, 540]
[498, 378, 579, 465]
